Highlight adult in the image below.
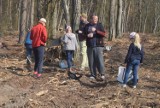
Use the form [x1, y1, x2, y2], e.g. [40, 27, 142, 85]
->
[84, 15, 106, 80]
[30, 18, 47, 78]
[76, 13, 89, 71]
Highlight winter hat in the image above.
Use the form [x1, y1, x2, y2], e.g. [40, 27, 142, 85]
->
[129, 32, 136, 39]
[66, 25, 71, 30]
[39, 18, 46, 23]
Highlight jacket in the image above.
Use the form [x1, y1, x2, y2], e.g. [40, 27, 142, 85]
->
[62, 33, 78, 51]
[30, 23, 47, 47]
[125, 43, 144, 63]
[76, 20, 88, 41]
[84, 22, 106, 47]
[25, 31, 32, 45]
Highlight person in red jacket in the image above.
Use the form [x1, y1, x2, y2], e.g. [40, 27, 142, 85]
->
[30, 18, 47, 78]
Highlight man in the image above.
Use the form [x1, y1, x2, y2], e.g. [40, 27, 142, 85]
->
[76, 13, 89, 71]
[30, 18, 47, 78]
[84, 15, 106, 80]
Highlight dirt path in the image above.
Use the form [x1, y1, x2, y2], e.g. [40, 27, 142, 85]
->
[0, 34, 160, 108]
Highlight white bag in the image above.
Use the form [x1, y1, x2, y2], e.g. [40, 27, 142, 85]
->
[59, 60, 68, 69]
[117, 66, 138, 83]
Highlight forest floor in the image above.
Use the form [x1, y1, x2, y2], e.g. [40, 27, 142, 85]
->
[0, 33, 160, 108]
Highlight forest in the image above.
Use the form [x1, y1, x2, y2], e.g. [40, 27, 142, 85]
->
[0, 0, 160, 108]
[1, 0, 160, 41]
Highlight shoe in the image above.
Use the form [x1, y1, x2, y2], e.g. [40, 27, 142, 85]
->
[34, 71, 38, 75]
[122, 84, 127, 88]
[133, 86, 136, 89]
[37, 74, 42, 78]
[101, 75, 105, 80]
[89, 76, 95, 79]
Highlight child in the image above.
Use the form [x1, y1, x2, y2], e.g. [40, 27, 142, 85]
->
[123, 32, 144, 88]
[24, 28, 32, 71]
[62, 26, 78, 72]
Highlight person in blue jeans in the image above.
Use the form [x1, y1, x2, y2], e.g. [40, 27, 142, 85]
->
[62, 26, 78, 72]
[123, 32, 144, 88]
[24, 29, 32, 71]
[30, 18, 47, 78]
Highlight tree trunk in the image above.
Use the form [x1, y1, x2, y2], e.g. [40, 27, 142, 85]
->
[153, 15, 160, 34]
[116, 0, 122, 38]
[18, 0, 27, 44]
[9, 0, 12, 30]
[26, 0, 34, 30]
[51, 1, 58, 38]
[109, 0, 116, 41]
[125, 0, 131, 32]
[72, 0, 81, 32]
[26, 0, 30, 30]
[37, 0, 42, 20]
[18, 0, 22, 32]
[62, 0, 70, 26]
[138, 0, 142, 32]
[143, 5, 149, 34]
[122, 0, 126, 33]
[0, 0, 2, 31]
[0, 0, 2, 18]
[30, 0, 34, 28]
[57, 1, 64, 31]
[99, 0, 106, 24]
[87, 0, 93, 16]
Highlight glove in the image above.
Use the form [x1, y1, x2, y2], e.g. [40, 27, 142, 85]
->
[78, 30, 82, 34]
[91, 27, 96, 32]
[87, 33, 93, 38]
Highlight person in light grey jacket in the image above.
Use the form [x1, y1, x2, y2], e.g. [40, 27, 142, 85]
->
[62, 26, 79, 72]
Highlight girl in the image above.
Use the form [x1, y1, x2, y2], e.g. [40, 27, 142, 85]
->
[62, 26, 78, 72]
[123, 32, 144, 88]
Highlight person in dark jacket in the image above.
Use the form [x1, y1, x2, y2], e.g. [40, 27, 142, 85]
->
[76, 13, 89, 71]
[84, 15, 106, 80]
[30, 18, 47, 78]
[123, 32, 144, 88]
[24, 28, 32, 71]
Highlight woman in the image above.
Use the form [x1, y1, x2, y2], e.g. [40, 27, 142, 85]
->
[123, 32, 144, 88]
[62, 26, 78, 72]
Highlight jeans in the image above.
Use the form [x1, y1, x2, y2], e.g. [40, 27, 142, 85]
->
[33, 46, 45, 74]
[79, 40, 88, 68]
[87, 47, 105, 77]
[66, 50, 74, 68]
[25, 44, 32, 65]
[123, 59, 140, 86]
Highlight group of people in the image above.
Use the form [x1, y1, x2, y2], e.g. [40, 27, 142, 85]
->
[62, 14, 106, 80]
[24, 14, 144, 88]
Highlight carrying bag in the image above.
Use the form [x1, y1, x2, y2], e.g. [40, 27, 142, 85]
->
[59, 60, 68, 69]
[117, 66, 139, 83]
[68, 71, 82, 80]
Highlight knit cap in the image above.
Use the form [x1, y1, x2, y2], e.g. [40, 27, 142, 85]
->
[129, 32, 136, 38]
